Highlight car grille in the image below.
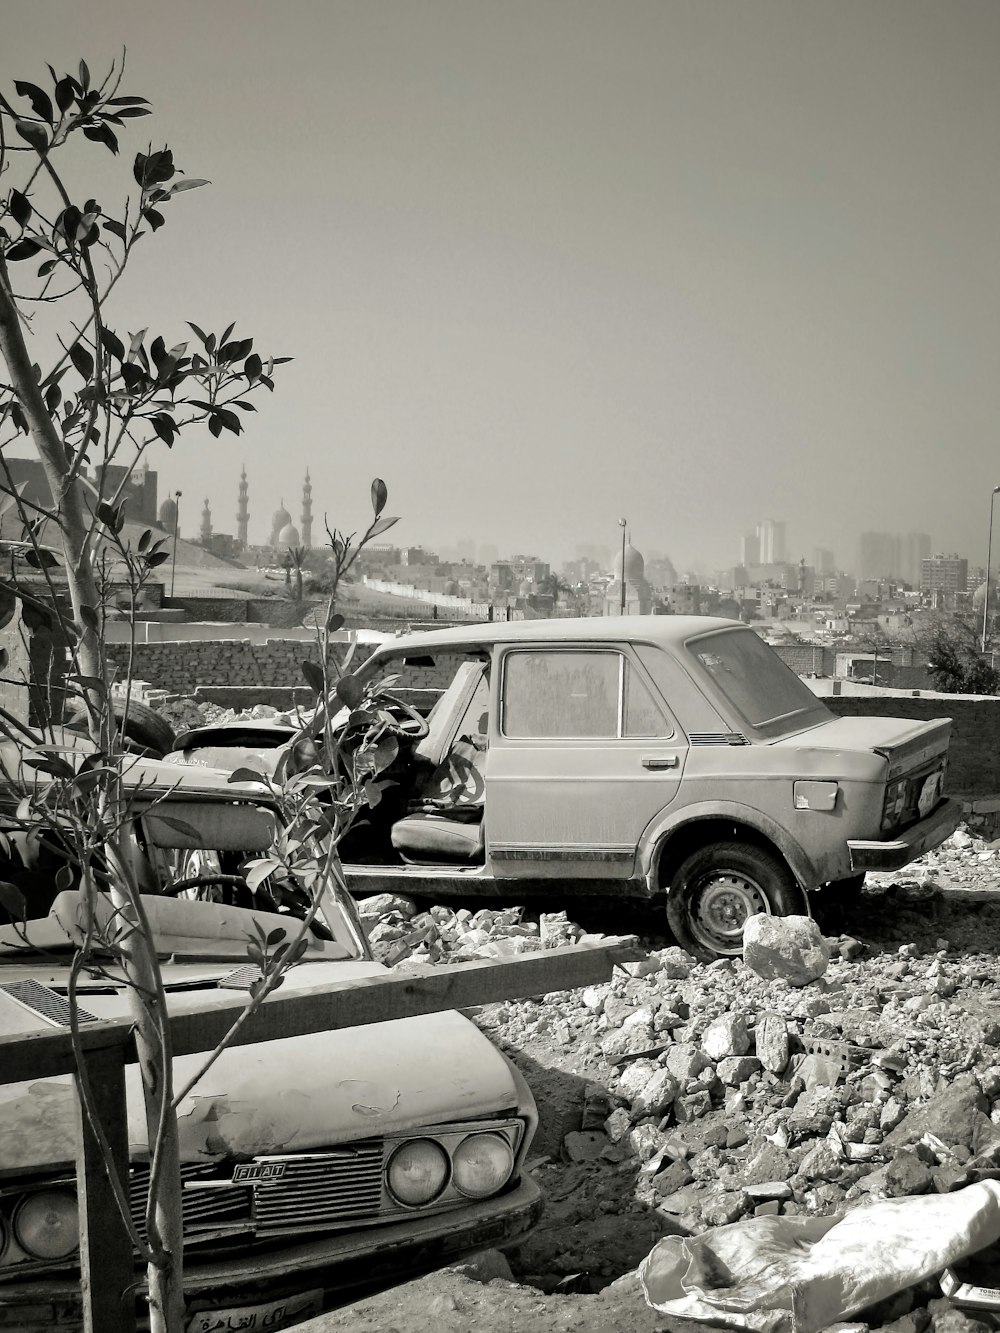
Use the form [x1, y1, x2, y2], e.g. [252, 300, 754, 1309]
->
[128, 1143, 385, 1243]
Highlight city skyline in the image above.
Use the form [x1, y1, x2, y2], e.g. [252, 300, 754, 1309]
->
[3, 3, 998, 572]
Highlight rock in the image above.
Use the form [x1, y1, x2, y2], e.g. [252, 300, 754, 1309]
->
[798, 1141, 842, 1181]
[926, 1298, 992, 1333]
[656, 946, 696, 979]
[745, 1181, 793, 1202]
[743, 914, 831, 986]
[716, 1056, 762, 1086]
[674, 1091, 712, 1122]
[663, 1043, 713, 1081]
[628, 1124, 665, 1161]
[884, 1149, 934, 1196]
[616, 1060, 659, 1104]
[357, 892, 418, 919]
[657, 1182, 705, 1215]
[449, 1249, 514, 1283]
[754, 1014, 790, 1074]
[580, 985, 608, 1011]
[562, 1131, 608, 1163]
[604, 1107, 632, 1142]
[651, 1158, 694, 1197]
[700, 1192, 748, 1226]
[741, 1142, 797, 1186]
[884, 1078, 987, 1152]
[796, 1052, 845, 1092]
[631, 1068, 680, 1119]
[601, 1025, 656, 1060]
[582, 1084, 615, 1130]
[702, 1014, 751, 1060]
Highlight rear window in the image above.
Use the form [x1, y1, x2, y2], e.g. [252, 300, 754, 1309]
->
[686, 629, 830, 738]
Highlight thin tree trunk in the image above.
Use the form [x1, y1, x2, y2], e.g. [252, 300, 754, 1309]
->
[0, 257, 186, 1332]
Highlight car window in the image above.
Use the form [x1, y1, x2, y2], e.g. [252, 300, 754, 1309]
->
[501, 650, 668, 739]
[687, 628, 829, 737]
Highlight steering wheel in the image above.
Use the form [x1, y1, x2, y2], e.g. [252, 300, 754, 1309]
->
[161, 873, 252, 903]
[378, 692, 430, 740]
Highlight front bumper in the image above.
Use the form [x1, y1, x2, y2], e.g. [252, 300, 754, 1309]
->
[846, 796, 963, 873]
[0, 1176, 543, 1331]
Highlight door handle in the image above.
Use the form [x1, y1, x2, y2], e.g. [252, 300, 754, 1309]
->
[642, 755, 678, 770]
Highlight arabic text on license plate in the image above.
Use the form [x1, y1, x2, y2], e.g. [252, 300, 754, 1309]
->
[186, 1288, 322, 1332]
[918, 772, 942, 818]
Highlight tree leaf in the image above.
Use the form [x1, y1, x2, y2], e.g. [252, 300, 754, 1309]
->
[55, 76, 77, 113]
[103, 218, 127, 242]
[9, 190, 32, 228]
[82, 122, 119, 155]
[367, 514, 399, 540]
[79, 604, 100, 634]
[0, 881, 26, 923]
[5, 238, 42, 261]
[326, 611, 345, 633]
[244, 353, 262, 381]
[107, 95, 150, 106]
[371, 478, 388, 517]
[187, 321, 210, 345]
[69, 342, 94, 382]
[208, 413, 223, 438]
[336, 674, 365, 709]
[112, 106, 152, 119]
[100, 327, 125, 362]
[301, 659, 326, 694]
[145, 551, 170, 567]
[79, 59, 91, 91]
[265, 927, 287, 947]
[142, 206, 165, 231]
[14, 120, 48, 151]
[151, 414, 176, 445]
[169, 177, 209, 192]
[14, 81, 54, 124]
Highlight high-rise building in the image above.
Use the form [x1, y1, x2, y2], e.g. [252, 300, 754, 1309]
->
[813, 548, 835, 575]
[858, 531, 900, 580]
[921, 554, 968, 596]
[757, 519, 786, 565]
[740, 531, 761, 567]
[901, 532, 931, 586]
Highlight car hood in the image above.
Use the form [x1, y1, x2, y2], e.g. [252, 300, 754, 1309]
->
[0, 959, 522, 1174]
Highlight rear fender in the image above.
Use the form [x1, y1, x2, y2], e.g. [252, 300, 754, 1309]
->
[639, 801, 817, 895]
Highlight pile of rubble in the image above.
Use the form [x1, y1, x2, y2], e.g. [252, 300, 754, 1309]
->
[356, 829, 1000, 1324]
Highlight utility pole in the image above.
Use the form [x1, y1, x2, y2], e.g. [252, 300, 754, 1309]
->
[170, 490, 181, 598]
[619, 517, 627, 615]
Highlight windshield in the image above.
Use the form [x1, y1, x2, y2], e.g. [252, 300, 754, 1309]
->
[0, 796, 367, 962]
[686, 629, 830, 738]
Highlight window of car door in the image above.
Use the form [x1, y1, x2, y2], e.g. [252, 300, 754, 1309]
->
[500, 649, 672, 740]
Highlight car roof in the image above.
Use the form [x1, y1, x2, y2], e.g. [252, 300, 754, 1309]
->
[371, 614, 745, 656]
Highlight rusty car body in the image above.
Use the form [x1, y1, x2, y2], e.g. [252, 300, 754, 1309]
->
[0, 761, 540, 1331]
[168, 615, 961, 960]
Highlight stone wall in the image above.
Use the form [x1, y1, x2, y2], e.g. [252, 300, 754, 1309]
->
[105, 639, 372, 696]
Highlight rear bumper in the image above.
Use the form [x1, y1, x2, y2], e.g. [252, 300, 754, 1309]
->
[846, 796, 962, 872]
[0, 1176, 543, 1331]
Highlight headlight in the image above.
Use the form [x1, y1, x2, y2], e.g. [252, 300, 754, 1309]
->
[13, 1190, 79, 1260]
[452, 1133, 514, 1199]
[386, 1139, 449, 1207]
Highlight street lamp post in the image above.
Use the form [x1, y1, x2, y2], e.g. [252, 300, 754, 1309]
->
[170, 490, 181, 598]
[983, 485, 1000, 654]
[618, 517, 627, 615]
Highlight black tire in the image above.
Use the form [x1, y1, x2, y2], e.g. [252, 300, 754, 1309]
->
[666, 841, 803, 962]
[112, 699, 175, 757]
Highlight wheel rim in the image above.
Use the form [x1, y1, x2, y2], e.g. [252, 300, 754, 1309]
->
[689, 869, 770, 956]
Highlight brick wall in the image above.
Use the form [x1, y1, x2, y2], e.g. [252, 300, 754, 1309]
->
[105, 639, 373, 695]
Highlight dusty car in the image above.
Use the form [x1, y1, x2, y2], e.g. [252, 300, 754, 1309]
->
[167, 615, 961, 960]
[0, 761, 540, 1331]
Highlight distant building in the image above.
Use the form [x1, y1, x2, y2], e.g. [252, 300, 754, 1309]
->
[604, 542, 652, 616]
[921, 554, 968, 597]
[757, 519, 786, 565]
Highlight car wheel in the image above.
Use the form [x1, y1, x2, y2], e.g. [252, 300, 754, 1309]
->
[112, 700, 176, 757]
[666, 841, 803, 962]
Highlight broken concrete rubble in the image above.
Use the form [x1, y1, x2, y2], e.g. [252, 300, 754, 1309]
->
[341, 828, 1000, 1330]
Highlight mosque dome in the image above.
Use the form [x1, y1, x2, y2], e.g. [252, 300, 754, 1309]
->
[278, 523, 301, 548]
[158, 498, 177, 530]
[272, 504, 292, 532]
[615, 542, 645, 583]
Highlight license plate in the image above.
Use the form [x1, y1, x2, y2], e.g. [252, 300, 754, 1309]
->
[186, 1288, 322, 1332]
[918, 771, 943, 818]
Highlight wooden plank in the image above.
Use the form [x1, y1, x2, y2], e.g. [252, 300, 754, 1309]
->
[0, 937, 642, 1084]
[75, 1043, 135, 1333]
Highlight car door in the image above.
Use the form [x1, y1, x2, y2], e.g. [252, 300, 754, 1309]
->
[485, 643, 687, 880]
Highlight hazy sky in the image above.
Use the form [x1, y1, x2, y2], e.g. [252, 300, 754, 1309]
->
[3, 1, 999, 573]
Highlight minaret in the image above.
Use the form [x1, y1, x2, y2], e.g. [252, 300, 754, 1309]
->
[236, 466, 249, 546]
[200, 498, 212, 545]
[301, 469, 313, 549]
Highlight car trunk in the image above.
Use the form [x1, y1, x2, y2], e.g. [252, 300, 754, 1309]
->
[772, 714, 952, 780]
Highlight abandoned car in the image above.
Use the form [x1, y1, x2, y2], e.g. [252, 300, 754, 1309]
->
[167, 615, 961, 960]
[0, 760, 540, 1331]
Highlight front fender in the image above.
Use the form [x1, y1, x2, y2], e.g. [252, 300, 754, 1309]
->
[638, 800, 817, 892]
